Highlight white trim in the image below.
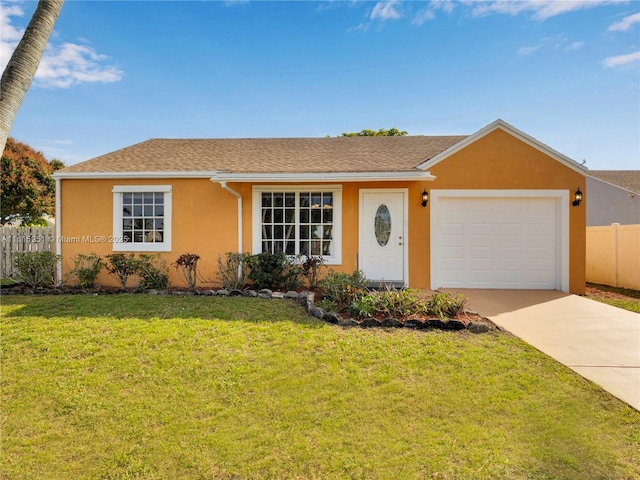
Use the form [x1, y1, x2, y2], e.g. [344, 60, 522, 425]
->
[55, 178, 62, 285]
[417, 119, 587, 176]
[251, 185, 343, 264]
[430, 189, 570, 292]
[213, 171, 435, 182]
[358, 188, 409, 286]
[112, 185, 172, 252]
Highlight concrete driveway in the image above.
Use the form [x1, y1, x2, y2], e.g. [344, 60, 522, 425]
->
[453, 290, 640, 411]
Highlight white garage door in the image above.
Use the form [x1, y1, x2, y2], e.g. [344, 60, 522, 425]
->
[431, 195, 561, 290]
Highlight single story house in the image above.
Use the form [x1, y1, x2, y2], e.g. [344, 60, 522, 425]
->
[586, 170, 639, 226]
[54, 119, 587, 294]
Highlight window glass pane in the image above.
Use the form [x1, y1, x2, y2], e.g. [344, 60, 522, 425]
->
[257, 190, 335, 258]
[285, 209, 295, 223]
[120, 191, 166, 243]
[285, 193, 295, 207]
[374, 204, 392, 247]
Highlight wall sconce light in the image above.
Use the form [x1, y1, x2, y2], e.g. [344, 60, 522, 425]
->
[421, 189, 429, 207]
[572, 188, 583, 207]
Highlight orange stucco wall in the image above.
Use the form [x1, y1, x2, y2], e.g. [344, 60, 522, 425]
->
[59, 129, 585, 293]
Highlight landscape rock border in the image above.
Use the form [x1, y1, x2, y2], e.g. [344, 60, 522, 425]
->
[1, 285, 496, 334]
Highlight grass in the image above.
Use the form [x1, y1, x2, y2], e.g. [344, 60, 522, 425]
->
[2, 294, 639, 479]
[586, 282, 640, 313]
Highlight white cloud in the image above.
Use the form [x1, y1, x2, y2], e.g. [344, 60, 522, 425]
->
[566, 41, 585, 51]
[469, 0, 627, 21]
[412, 8, 435, 26]
[608, 12, 640, 31]
[0, 3, 123, 89]
[603, 51, 640, 68]
[518, 45, 542, 56]
[370, 1, 402, 21]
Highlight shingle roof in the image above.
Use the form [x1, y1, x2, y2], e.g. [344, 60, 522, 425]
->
[588, 170, 640, 194]
[58, 136, 468, 175]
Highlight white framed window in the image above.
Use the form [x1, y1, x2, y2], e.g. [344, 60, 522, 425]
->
[112, 185, 172, 252]
[252, 186, 342, 264]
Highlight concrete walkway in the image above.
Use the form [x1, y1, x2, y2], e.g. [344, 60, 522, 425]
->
[453, 290, 640, 411]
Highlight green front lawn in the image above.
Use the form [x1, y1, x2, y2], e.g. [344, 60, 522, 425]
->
[2, 295, 639, 479]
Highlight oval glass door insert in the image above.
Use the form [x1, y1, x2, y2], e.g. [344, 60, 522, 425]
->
[374, 204, 391, 247]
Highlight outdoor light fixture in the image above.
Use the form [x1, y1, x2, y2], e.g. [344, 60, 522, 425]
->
[572, 188, 583, 207]
[421, 189, 429, 207]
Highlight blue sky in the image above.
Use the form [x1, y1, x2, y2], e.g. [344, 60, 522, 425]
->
[2, 0, 639, 170]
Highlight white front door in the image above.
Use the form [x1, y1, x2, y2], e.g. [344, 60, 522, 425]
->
[359, 190, 407, 284]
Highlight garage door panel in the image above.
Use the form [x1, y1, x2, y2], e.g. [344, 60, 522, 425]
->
[433, 196, 559, 290]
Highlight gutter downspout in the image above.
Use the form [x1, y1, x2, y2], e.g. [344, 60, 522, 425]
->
[215, 179, 243, 256]
[55, 177, 62, 285]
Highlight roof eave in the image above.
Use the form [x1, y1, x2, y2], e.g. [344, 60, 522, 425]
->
[210, 171, 436, 182]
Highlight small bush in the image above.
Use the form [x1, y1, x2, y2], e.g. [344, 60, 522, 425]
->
[247, 252, 303, 291]
[173, 253, 200, 292]
[354, 287, 424, 318]
[217, 252, 251, 290]
[137, 254, 169, 290]
[318, 270, 369, 314]
[69, 252, 103, 288]
[15, 251, 60, 288]
[105, 253, 139, 290]
[423, 291, 468, 320]
[301, 255, 326, 289]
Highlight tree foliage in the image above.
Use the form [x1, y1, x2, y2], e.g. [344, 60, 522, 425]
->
[340, 128, 408, 137]
[1, 137, 60, 225]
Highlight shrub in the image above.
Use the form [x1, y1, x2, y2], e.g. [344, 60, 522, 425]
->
[137, 254, 169, 290]
[301, 255, 326, 289]
[318, 270, 369, 314]
[354, 287, 424, 318]
[247, 252, 303, 291]
[15, 251, 60, 288]
[423, 291, 468, 320]
[173, 253, 200, 292]
[217, 252, 251, 290]
[105, 253, 139, 290]
[69, 252, 103, 288]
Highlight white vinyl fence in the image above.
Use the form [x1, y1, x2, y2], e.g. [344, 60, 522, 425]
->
[1, 226, 55, 278]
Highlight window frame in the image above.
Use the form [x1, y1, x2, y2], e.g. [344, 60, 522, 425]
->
[252, 185, 342, 264]
[112, 185, 172, 252]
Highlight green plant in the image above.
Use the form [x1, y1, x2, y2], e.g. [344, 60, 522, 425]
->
[14, 251, 59, 288]
[247, 252, 303, 291]
[137, 254, 169, 290]
[318, 270, 369, 313]
[217, 252, 251, 290]
[354, 287, 424, 318]
[173, 253, 200, 292]
[423, 291, 468, 320]
[301, 254, 326, 289]
[68, 252, 103, 288]
[104, 253, 139, 290]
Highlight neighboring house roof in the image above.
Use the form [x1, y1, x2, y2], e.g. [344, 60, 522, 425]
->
[57, 135, 467, 177]
[587, 170, 640, 195]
